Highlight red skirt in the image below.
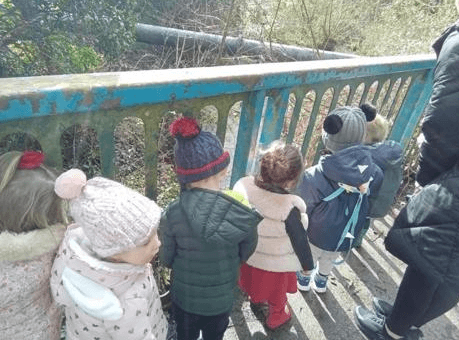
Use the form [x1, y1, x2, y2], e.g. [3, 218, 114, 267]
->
[238, 263, 297, 304]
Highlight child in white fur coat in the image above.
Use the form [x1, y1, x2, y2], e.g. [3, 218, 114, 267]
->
[0, 151, 68, 340]
[233, 141, 314, 330]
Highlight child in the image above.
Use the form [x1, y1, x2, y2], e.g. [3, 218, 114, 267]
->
[296, 105, 384, 293]
[353, 104, 404, 247]
[233, 141, 314, 330]
[50, 168, 168, 340]
[0, 151, 67, 340]
[365, 108, 390, 145]
[159, 117, 262, 340]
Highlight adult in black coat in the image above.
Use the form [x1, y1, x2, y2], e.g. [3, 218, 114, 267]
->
[354, 9, 459, 337]
[416, 17, 459, 186]
[354, 160, 459, 339]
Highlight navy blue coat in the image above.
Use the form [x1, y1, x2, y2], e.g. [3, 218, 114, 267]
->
[417, 21, 459, 186]
[297, 145, 383, 251]
[366, 140, 403, 218]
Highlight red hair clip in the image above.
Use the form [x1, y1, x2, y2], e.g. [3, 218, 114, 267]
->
[18, 151, 45, 169]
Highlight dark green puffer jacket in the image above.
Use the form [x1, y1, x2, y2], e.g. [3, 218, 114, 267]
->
[159, 188, 262, 316]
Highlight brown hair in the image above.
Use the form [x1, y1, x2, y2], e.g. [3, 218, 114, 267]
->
[0, 151, 68, 233]
[255, 141, 303, 192]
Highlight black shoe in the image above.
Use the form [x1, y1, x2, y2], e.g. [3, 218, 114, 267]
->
[372, 298, 393, 318]
[355, 306, 424, 340]
[354, 306, 389, 340]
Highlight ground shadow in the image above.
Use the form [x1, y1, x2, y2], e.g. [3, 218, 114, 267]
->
[298, 289, 365, 339]
[230, 288, 309, 339]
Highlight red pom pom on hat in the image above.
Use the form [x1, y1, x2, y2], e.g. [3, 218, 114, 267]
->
[169, 117, 200, 138]
[18, 151, 45, 169]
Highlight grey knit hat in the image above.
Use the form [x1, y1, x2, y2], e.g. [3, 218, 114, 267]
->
[169, 116, 230, 184]
[54, 169, 161, 258]
[322, 104, 376, 153]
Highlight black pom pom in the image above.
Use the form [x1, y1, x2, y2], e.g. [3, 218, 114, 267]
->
[360, 103, 377, 122]
[323, 114, 343, 134]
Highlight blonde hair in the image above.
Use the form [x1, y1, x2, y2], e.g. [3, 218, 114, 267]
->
[255, 141, 303, 191]
[0, 151, 68, 233]
[365, 114, 389, 144]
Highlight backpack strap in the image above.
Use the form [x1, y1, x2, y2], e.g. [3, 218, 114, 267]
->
[334, 192, 364, 251]
[323, 187, 345, 201]
[322, 182, 369, 261]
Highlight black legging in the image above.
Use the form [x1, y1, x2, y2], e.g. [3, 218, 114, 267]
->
[387, 266, 459, 336]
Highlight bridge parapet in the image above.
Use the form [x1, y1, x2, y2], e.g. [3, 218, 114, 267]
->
[0, 55, 435, 197]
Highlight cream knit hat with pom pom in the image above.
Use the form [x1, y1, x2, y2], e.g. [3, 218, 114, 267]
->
[55, 169, 161, 258]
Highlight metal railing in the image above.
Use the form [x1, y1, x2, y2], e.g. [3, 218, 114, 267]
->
[0, 54, 435, 198]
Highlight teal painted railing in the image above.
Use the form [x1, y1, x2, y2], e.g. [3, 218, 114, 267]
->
[0, 54, 435, 198]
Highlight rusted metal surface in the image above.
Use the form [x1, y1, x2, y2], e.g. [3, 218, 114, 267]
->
[0, 54, 436, 197]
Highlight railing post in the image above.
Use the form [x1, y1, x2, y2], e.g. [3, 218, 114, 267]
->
[389, 69, 434, 149]
[259, 88, 290, 146]
[230, 90, 265, 186]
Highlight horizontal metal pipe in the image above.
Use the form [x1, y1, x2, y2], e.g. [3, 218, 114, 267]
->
[135, 23, 356, 61]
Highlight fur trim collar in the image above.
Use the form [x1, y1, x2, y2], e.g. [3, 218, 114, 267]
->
[59, 225, 148, 295]
[234, 176, 306, 221]
[0, 224, 65, 261]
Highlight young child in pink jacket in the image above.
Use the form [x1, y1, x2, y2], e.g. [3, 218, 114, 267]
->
[51, 169, 168, 340]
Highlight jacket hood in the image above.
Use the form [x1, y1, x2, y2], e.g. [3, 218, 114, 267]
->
[432, 20, 459, 56]
[56, 225, 149, 296]
[366, 140, 403, 171]
[0, 224, 65, 262]
[320, 145, 376, 187]
[179, 188, 262, 246]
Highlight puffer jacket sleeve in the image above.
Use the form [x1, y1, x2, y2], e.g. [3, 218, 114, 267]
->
[385, 178, 459, 283]
[50, 235, 73, 309]
[158, 208, 176, 268]
[417, 29, 459, 186]
[238, 222, 258, 262]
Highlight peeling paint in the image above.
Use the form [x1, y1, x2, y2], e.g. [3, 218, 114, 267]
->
[100, 98, 121, 111]
[0, 55, 436, 195]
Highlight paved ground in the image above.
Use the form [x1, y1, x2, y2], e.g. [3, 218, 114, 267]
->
[222, 214, 459, 340]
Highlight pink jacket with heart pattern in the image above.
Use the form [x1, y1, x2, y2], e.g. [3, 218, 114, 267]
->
[50, 224, 168, 340]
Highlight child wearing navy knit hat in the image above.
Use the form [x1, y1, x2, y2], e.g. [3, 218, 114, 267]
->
[159, 116, 262, 340]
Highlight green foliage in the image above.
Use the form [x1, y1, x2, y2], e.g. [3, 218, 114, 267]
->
[41, 34, 101, 74]
[233, 0, 457, 56]
[234, 0, 370, 53]
[60, 124, 101, 179]
[359, 0, 457, 55]
[70, 46, 102, 73]
[137, 0, 233, 31]
[157, 163, 180, 208]
[0, 0, 140, 77]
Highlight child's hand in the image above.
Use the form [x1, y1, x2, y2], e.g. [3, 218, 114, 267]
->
[359, 181, 370, 194]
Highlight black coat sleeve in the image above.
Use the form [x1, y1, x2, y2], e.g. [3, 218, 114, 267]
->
[416, 31, 459, 186]
[285, 207, 314, 271]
